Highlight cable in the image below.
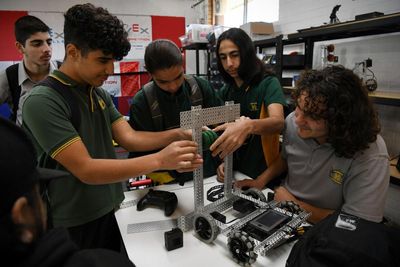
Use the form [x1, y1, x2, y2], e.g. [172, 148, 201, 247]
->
[206, 184, 224, 202]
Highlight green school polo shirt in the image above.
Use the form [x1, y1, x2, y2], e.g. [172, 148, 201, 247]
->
[217, 76, 286, 179]
[129, 76, 223, 180]
[22, 70, 124, 228]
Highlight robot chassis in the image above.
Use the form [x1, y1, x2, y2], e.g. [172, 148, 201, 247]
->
[178, 102, 310, 266]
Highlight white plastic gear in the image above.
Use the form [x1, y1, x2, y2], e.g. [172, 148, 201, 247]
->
[193, 212, 220, 243]
[227, 230, 258, 266]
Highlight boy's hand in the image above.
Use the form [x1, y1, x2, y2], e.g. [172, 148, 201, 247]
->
[156, 140, 202, 171]
[235, 178, 264, 190]
[210, 116, 252, 158]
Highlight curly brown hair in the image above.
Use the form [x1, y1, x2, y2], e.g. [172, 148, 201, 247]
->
[292, 65, 381, 158]
[64, 3, 130, 61]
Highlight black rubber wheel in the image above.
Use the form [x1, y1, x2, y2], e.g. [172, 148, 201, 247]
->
[243, 188, 267, 202]
[227, 230, 258, 266]
[193, 213, 219, 243]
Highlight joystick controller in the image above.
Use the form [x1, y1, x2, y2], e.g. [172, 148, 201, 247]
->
[136, 189, 178, 216]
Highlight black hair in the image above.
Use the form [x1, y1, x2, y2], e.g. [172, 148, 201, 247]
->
[216, 28, 273, 87]
[144, 39, 183, 73]
[64, 3, 130, 60]
[14, 15, 50, 45]
[0, 187, 43, 264]
[293, 65, 381, 158]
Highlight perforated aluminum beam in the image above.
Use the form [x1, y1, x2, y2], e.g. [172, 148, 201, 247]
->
[180, 102, 240, 213]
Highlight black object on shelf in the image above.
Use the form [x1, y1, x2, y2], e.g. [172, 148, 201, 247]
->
[281, 77, 293, 87]
[254, 12, 400, 107]
[355, 12, 384, 21]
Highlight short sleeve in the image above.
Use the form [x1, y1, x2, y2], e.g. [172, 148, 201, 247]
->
[341, 138, 390, 222]
[22, 88, 79, 157]
[262, 76, 286, 107]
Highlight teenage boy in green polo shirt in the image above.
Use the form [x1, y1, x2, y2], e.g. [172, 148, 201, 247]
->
[210, 28, 286, 184]
[22, 3, 202, 252]
[129, 39, 222, 184]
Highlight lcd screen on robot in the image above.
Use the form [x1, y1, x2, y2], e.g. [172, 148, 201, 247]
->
[249, 210, 289, 233]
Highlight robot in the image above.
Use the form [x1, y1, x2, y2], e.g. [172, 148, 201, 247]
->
[177, 102, 310, 266]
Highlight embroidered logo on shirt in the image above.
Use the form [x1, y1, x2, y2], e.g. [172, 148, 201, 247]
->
[249, 102, 258, 111]
[98, 98, 106, 110]
[330, 169, 344, 184]
[335, 213, 358, 231]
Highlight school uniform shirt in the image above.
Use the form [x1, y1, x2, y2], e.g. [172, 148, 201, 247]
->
[22, 70, 124, 228]
[217, 75, 286, 179]
[129, 76, 223, 183]
[282, 112, 390, 222]
[0, 60, 58, 126]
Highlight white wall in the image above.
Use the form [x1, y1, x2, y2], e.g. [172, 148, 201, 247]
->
[0, 0, 205, 74]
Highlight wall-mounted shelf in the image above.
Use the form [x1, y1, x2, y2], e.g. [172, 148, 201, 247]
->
[254, 12, 400, 107]
[287, 12, 400, 69]
[181, 43, 210, 79]
[283, 86, 400, 106]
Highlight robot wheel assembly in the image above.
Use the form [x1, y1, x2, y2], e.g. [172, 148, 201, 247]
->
[193, 212, 220, 243]
[279, 200, 302, 215]
[227, 230, 258, 266]
[243, 188, 267, 202]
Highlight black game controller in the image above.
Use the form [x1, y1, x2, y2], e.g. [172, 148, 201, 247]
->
[136, 189, 178, 216]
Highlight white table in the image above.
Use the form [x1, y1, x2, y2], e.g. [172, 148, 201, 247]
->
[115, 173, 294, 267]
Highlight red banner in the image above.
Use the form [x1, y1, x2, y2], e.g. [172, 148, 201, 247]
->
[0, 11, 28, 61]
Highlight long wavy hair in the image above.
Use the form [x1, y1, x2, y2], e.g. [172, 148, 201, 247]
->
[293, 65, 381, 158]
[216, 28, 273, 87]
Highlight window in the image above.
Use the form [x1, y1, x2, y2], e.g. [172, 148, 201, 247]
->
[223, 0, 279, 27]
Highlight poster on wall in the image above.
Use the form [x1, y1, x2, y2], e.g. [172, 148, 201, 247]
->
[103, 61, 140, 97]
[0, 10, 184, 116]
[30, 12, 153, 61]
[119, 15, 152, 60]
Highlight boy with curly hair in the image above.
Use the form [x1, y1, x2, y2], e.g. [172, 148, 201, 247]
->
[22, 3, 201, 251]
[237, 65, 390, 224]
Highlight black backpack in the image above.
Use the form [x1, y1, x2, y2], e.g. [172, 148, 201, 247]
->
[5, 61, 62, 122]
[139, 75, 219, 185]
[142, 75, 203, 130]
[34, 74, 109, 228]
[286, 211, 400, 267]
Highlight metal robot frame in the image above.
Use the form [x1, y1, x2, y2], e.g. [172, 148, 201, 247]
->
[177, 102, 310, 266]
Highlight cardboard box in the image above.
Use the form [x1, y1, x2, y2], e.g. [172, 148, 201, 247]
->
[240, 22, 274, 37]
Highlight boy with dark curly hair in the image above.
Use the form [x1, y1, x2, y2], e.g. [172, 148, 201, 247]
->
[22, 3, 202, 252]
[237, 65, 390, 224]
